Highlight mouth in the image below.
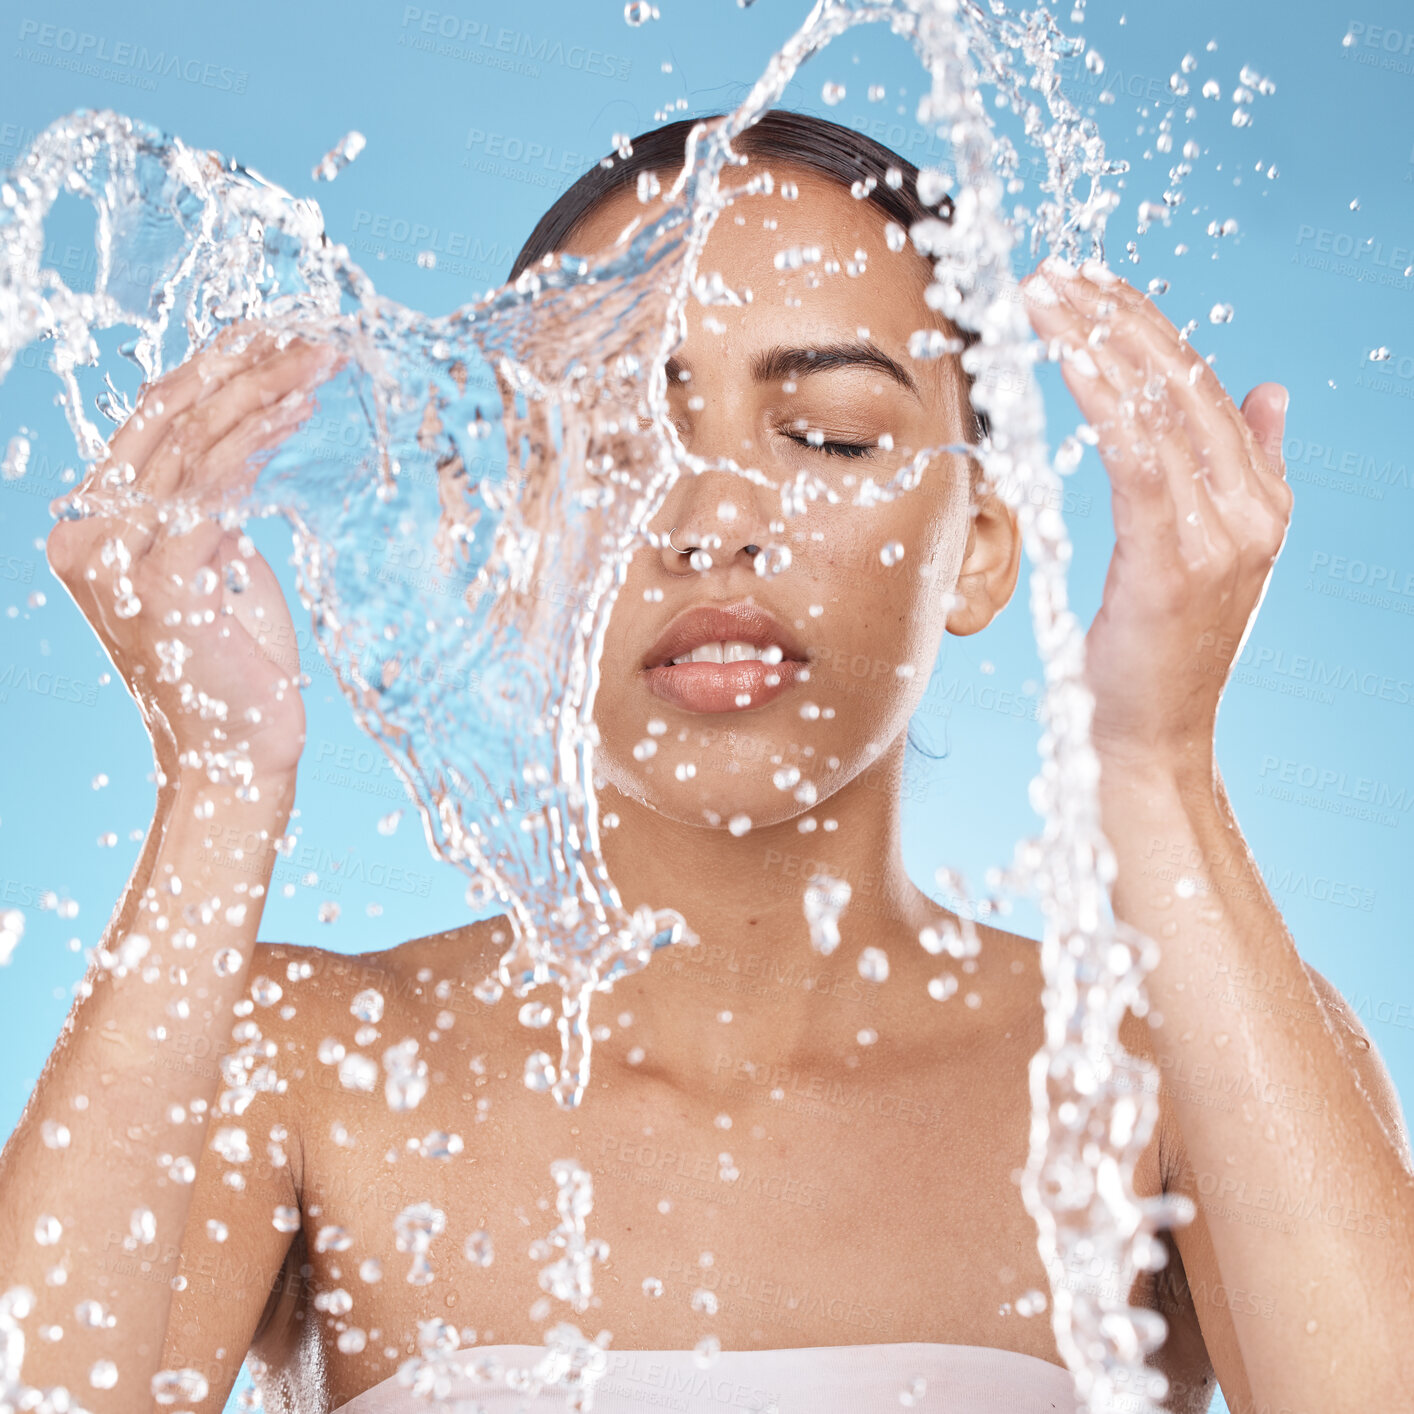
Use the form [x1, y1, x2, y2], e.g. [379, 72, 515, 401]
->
[640, 602, 810, 714]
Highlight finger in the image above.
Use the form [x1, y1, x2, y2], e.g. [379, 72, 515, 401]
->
[1240, 382, 1289, 479]
[1038, 332, 1199, 571]
[1031, 294, 1207, 528]
[1066, 271, 1290, 527]
[148, 348, 338, 503]
[59, 384, 317, 601]
[1053, 267, 1296, 544]
[1031, 289, 1236, 583]
[1048, 263, 1254, 499]
[168, 385, 320, 507]
[110, 330, 334, 479]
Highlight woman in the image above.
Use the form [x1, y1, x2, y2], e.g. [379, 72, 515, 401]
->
[1, 110, 1409, 1413]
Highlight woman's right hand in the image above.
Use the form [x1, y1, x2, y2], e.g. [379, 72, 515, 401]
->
[47, 326, 342, 785]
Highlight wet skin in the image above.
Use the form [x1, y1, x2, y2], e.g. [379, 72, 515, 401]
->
[160, 169, 1217, 1409]
[9, 150, 1405, 1414]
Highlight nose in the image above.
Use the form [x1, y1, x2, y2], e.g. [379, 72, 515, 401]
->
[652, 468, 774, 575]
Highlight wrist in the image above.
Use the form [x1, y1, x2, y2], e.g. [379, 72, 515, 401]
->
[1091, 738, 1216, 802]
[165, 764, 298, 846]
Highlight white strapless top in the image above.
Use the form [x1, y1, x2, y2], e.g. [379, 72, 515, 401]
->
[334, 1343, 1082, 1413]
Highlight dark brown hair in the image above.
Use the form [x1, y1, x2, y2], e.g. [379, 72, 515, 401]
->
[507, 109, 986, 444]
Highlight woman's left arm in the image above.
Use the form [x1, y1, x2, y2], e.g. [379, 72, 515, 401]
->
[1024, 258, 1414, 1414]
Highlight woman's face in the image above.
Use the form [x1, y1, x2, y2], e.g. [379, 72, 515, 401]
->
[565, 161, 1021, 829]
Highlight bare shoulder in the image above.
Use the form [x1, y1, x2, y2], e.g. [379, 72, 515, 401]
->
[252, 916, 510, 1032]
[243, 918, 518, 1129]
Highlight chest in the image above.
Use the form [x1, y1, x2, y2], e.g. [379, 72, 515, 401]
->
[274, 1024, 1161, 1401]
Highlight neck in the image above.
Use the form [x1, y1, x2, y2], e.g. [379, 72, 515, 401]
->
[592, 737, 943, 1080]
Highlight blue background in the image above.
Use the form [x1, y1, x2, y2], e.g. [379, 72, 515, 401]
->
[1, 3, 1410, 1410]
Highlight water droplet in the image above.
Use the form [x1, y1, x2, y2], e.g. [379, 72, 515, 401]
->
[383, 1038, 429, 1110]
[894, 1372, 932, 1409]
[821, 81, 846, 105]
[338, 1053, 378, 1093]
[519, 1001, 553, 1029]
[858, 946, 889, 983]
[525, 1050, 556, 1092]
[465, 1228, 494, 1266]
[351, 988, 385, 1024]
[928, 973, 959, 1001]
[803, 873, 851, 956]
[2, 433, 31, 481]
[1208, 302, 1234, 324]
[212, 1126, 251, 1163]
[152, 1368, 211, 1404]
[88, 1359, 119, 1389]
[311, 130, 366, 182]
[417, 1130, 463, 1160]
[623, 0, 658, 24]
[314, 1286, 353, 1315]
[394, 1201, 446, 1285]
[879, 540, 905, 566]
[642, 1276, 663, 1297]
[908, 328, 963, 360]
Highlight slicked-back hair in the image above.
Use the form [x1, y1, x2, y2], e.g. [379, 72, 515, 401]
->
[506, 109, 987, 445]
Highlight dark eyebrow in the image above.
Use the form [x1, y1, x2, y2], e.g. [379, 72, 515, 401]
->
[663, 341, 921, 399]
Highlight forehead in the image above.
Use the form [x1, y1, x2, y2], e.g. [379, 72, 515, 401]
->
[566, 161, 941, 348]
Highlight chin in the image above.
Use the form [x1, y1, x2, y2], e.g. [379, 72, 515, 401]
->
[593, 753, 798, 829]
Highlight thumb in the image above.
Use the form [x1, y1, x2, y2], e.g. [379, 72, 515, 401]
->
[1240, 381, 1288, 475]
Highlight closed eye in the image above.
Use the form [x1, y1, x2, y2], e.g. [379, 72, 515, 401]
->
[780, 430, 878, 460]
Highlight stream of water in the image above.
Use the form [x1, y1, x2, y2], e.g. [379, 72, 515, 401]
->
[0, 0, 1237, 1407]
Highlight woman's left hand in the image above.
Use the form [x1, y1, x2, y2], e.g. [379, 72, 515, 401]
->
[1021, 257, 1293, 775]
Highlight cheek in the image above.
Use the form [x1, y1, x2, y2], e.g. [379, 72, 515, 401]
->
[814, 490, 954, 608]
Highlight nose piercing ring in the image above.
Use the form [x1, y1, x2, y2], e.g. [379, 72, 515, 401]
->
[668, 526, 761, 557]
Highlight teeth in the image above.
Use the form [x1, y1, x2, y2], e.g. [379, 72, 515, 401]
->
[668, 640, 785, 667]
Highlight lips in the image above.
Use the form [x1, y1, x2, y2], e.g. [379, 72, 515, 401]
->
[640, 601, 809, 714]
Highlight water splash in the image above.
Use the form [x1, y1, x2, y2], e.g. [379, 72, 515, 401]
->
[0, 2, 1204, 1409]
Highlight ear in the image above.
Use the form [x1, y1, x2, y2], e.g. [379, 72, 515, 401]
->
[945, 484, 1022, 636]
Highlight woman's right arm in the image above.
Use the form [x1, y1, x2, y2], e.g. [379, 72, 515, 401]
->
[0, 768, 297, 1396]
[0, 327, 341, 1403]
